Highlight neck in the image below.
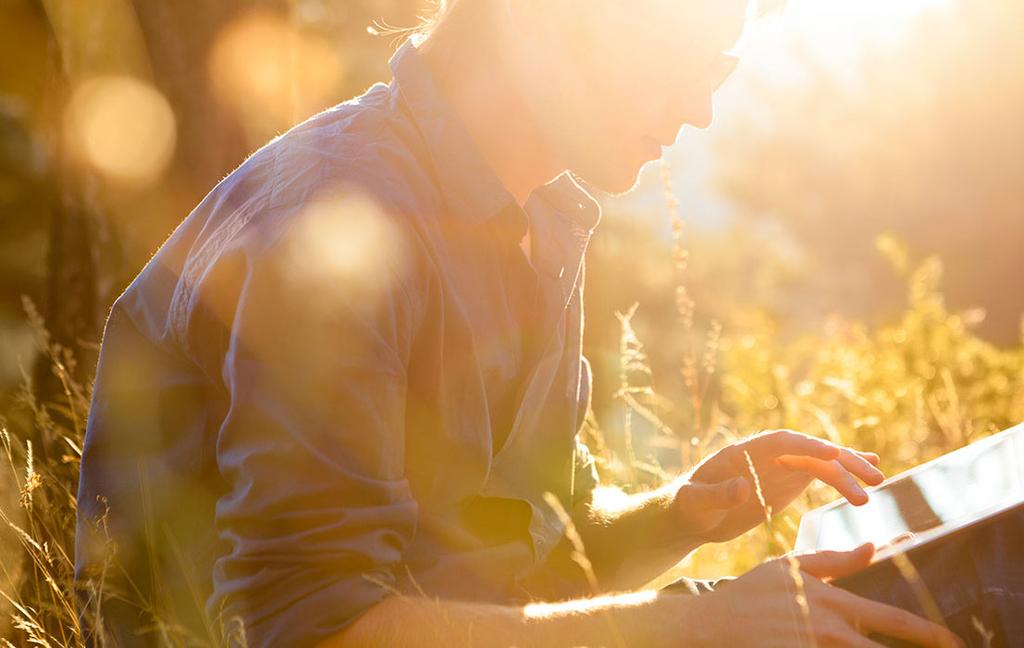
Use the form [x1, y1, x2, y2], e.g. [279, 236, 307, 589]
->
[420, 35, 562, 207]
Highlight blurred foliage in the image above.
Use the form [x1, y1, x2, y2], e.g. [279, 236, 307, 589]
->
[715, 0, 1024, 342]
[0, 299, 91, 644]
[585, 245, 1024, 584]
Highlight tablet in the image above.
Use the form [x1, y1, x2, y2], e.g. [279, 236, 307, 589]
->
[796, 422, 1024, 563]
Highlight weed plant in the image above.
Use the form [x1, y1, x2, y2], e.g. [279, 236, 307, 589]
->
[1, 180, 1020, 644]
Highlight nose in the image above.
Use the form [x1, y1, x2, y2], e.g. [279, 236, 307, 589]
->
[664, 78, 715, 135]
[667, 54, 735, 133]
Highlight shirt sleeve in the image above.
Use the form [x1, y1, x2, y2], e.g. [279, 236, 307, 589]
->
[571, 355, 600, 508]
[204, 206, 423, 646]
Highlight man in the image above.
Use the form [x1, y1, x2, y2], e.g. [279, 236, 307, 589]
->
[75, 0, 965, 646]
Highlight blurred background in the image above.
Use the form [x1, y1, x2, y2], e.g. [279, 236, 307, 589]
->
[3, 0, 1022, 409]
[1, 0, 1023, 638]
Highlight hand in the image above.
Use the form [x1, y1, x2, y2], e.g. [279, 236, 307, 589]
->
[686, 544, 964, 648]
[671, 429, 884, 543]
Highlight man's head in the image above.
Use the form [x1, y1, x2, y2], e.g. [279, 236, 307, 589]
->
[424, 0, 767, 195]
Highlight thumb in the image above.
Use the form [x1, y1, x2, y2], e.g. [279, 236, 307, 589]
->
[791, 543, 875, 581]
[675, 477, 750, 512]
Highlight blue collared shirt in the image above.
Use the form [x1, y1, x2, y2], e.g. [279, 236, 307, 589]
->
[76, 40, 602, 646]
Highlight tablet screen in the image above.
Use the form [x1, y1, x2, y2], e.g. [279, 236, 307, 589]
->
[797, 423, 1024, 554]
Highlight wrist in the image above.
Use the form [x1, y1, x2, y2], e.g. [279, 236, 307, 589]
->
[662, 484, 707, 551]
[646, 591, 723, 648]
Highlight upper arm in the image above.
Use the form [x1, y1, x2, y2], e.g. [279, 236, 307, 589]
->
[206, 195, 427, 645]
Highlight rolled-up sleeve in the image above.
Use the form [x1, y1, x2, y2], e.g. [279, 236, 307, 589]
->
[204, 205, 423, 646]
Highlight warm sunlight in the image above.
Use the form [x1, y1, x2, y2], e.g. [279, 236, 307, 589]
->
[3, 0, 1022, 645]
[755, 0, 953, 64]
[618, 0, 959, 234]
[285, 188, 408, 305]
[209, 9, 345, 139]
[787, 0, 951, 31]
[523, 590, 659, 620]
[63, 76, 177, 186]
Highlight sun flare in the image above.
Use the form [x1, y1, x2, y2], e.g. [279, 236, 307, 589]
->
[775, 0, 952, 57]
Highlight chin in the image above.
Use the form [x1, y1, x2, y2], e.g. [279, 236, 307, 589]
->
[563, 135, 659, 197]
[575, 160, 648, 197]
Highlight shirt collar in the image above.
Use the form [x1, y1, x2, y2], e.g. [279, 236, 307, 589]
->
[531, 173, 602, 234]
[389, 39, 601, 232]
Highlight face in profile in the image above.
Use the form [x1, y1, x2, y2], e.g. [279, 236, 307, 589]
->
[512, 0, 749, 195]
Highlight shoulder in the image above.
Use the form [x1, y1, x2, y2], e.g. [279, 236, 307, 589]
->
[260, 81, 441, 218]
[200, 79, 439, 263]
[236, 84, 440, 295]
[121, 82, 439, 352]
[214, 82, 444, 280]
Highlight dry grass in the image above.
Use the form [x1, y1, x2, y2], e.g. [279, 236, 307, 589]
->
[1, 182, 1022, 644]
[1, 300, 93, 646]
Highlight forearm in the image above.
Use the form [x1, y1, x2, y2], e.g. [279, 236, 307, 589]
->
[318, 589, 706, 648]
[573, 477, 699, 592]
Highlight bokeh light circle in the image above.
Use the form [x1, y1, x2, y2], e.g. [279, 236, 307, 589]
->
[208, 10, 343, 133]
[64, 75, 177, 186]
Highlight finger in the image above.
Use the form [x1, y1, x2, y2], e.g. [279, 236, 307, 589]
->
[856, 450, 881, 466]
[751, 429, 842, 462]
[836, 449, 885, 486]
[827, 621, 888, 648]
[677, 477, 750, 512]
[851, 597, 964, 648]
[777, 455, 869, 505]
[847, 636, 887, 648]
[790, 543, 874, 581]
